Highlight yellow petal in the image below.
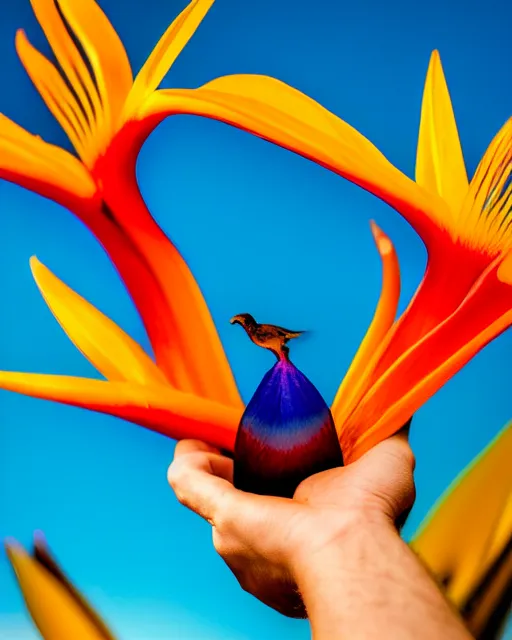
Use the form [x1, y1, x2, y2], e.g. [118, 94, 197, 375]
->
[29, 535, 117, 640]
[416, 50, 468, 216]
[124, 0, 215, 119]
[25, 0, 132, 164]
[410, 422, 512, 613]
[0, 113, 97, 206]
[460, 117, 512, 256]
[463, 504, 512, 638]
[0, 373, 240, 451]
[25, 0, 102, 164]
[15, 30, 92, 165]
[331, 221, 400, 430]
[56, 0, 133, 133]
[30, 257, 166, 386]
[135, 79, 448, 248]
[27, 0, 101, 119]
[5, 540, 115, 639]
[486, 495, 512, 570]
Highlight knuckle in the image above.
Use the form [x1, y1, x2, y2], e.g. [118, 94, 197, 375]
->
[213, 489, 235, 528]
[293, 481, 311, 503]
[166, 461, 184, 490]
[212, 530, 226, 556]
[167, 462, 193, 506]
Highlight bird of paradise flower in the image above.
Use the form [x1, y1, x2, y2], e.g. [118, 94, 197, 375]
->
[0, 0, 511, 635]
[5, 422, 512, 639]
[0, 0, 510, 465]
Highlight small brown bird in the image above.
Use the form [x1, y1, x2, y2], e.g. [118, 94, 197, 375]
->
[230, 313, 304, 359]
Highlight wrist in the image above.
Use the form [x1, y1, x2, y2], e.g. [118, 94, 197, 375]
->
[287, 511, 472, 640]
[288, 508, 395, 585]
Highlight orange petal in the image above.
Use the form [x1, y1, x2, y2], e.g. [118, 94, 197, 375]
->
[124, 0, 215, 119]
[344, 254, 512, 462]
[369, 117, 511, 379]
[30, 257, 167, 385]
[416, 50, 468, 217]
[368, 242, 490, 382]
[83, 172, 243, 409]
[129, 79, 447, 247]
[411, 422, 512, 615]
[331, 222, 400, 429]
[0, 373, 239, 451]
[0, 113, 97, 207]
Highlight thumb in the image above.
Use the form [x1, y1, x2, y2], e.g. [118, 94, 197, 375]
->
[350, 428, 416, 521]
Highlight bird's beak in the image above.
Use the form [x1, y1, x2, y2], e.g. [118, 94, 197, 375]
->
[230, 316, 240, 325]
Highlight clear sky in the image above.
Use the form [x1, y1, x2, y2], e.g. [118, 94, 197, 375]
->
[1, 0, 511, 637]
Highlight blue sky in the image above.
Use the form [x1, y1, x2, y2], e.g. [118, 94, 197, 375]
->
[1, 0, 511, 637]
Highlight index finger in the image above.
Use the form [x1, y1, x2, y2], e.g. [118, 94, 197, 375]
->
[167, 450, 236, 525]
[174, 439, 221, 459]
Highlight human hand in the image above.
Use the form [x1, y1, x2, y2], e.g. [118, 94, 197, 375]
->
[167, 430, 415, 618]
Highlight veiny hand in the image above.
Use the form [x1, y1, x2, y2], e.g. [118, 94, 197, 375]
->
[167, 431, 416, 618]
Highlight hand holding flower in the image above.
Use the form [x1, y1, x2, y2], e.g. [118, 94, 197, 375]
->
[168, 433, 471, 639]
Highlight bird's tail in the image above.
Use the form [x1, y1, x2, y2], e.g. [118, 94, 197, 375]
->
[285, 330, 307, 341]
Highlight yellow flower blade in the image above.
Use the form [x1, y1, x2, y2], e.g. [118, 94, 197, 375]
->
[463, 515, 512, 639]
[5, 540, 114, 639]
[331, 221, 400, 429]
[57, 0, 133, 134]
[25, 0, 132, 164]
[410, 423, 512, 613]
[0, 373, 240, 451]
[0, 113, 96, 207]
[487, 496, 512, 570]
[28, 0, 101, 118]
[28, 534, 117, 640]
[138, 78, 448, 246]
[15, 30, 91, 165]
[416, 50, 468, 216]
[124, 0, 215, 119]
[30, 257, 166, 386]
[460, 117, 512, 256]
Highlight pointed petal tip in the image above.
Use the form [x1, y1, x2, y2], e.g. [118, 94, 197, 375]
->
[370, 220, 393, 255]
[14, 28, 26, 46]
[29, 255, 42, 271]
[29, 256, 50, 288]
[33, 530, 47, 549]
[4, 538, 26, 566]
[427, 50, 442, 71]
[369, 219, 382, 237]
